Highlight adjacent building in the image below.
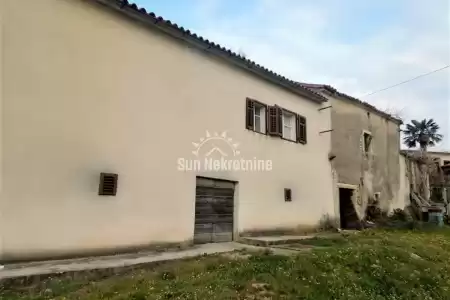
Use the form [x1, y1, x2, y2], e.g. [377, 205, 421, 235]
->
[403, 150, 450, 204]
[300, 84, 404, 227]
[0, 0, 336, 260]
[425, 151, 450, 167]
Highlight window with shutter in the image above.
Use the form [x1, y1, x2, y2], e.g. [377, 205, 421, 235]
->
[268, 106, 280, 136]
[248, 101, 306, 145]
[246, 99, 255, 130]
[277, 107, 283, 136]
[254, 104, 266, 133]
[297, 115, 307, 144]
[282, 110, 296, 141]
[246, 98, 267, 134]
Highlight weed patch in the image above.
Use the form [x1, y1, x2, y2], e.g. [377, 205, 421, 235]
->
[3, 229, 450, 299]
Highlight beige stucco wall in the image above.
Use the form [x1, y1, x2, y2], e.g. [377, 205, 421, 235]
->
[0, 0, 4, 254]
[0, 0, 334, 260]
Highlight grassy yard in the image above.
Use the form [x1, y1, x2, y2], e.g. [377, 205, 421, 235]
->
[2, 229, 450, 299]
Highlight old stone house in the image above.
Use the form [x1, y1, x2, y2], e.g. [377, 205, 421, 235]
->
[429, 151, 450, 204]
[0, 0, 336, 261]
[300, 84, 403, 228]
[403, 150, 450, 204]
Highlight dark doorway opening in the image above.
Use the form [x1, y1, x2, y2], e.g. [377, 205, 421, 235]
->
[339, 188, 360, 229]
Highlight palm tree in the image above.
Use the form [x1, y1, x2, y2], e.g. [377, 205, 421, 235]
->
[403, 119, 443, 151]
[403, 119, 443, 201]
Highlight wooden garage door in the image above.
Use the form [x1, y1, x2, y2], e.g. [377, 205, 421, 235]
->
[194, 178, 234, 244]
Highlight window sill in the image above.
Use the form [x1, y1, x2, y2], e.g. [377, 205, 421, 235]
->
[247, 128, 268, 136]
[281, 137, 298, 143]
[247, 129, 307, 145]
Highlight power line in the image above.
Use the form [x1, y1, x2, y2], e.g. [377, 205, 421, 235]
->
[362, 65, 450, 97]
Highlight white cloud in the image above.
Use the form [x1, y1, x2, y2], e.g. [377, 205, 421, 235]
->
[191, 0, 450, 149]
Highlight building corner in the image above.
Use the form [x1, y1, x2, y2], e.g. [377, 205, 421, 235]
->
[0, 0, 5, 261]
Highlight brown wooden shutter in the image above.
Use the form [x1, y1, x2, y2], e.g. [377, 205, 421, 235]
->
[297, 115, 307, 144]
[277, 107, 283, 136]
[246, 99, 254, 130]
[268, 106, 279, 136]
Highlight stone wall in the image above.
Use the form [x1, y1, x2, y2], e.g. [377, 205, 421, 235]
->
[328, 96, 401, 217]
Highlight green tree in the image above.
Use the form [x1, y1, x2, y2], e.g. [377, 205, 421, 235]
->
[403, 119, 443, 151]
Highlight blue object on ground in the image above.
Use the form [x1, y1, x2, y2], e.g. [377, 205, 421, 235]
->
[429, 210, 444, 227]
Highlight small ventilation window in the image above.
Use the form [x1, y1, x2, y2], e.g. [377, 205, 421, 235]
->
[363, 131, 372, 154]
[99, 173, 118, 196]
[284, 188, 292, 202]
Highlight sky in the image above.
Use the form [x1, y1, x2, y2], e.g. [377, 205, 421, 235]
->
[133, 0, 450, 150]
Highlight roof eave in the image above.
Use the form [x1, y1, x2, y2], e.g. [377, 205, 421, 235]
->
[330, 92, 403, 125]
[300, 83, 403, 124]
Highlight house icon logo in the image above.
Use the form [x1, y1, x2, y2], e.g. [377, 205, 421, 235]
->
[192, 131, 240, 157]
